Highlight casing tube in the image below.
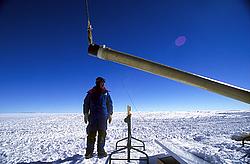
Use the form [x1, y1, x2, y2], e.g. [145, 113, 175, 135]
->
[88, 44, 250, 104]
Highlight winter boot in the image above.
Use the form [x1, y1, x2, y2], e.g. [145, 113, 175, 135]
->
[85, 150, 94, 159]
[98, 150, 107, 158]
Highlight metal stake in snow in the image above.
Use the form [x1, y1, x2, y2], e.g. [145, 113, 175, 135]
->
[88, 44, 250, 104]
[109, 105, 149, 164]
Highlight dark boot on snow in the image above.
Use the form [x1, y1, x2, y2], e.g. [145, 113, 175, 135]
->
[98, 150, 107, 158]
[85, 150, 94, 159]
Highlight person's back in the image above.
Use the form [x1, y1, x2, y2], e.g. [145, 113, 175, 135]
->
[83, 77, 113, 159]
[86, 86, 111, 117]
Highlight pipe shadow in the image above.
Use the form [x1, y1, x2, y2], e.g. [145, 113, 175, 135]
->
[17, 154, 84, 164]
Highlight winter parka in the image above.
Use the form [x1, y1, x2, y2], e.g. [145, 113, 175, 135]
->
[83, 86, 113, 132]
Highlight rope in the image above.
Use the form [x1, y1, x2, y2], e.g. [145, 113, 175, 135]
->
[120, 76, 169, 141]
[84, 0, 93, 45]
[85, 0, 90, 22]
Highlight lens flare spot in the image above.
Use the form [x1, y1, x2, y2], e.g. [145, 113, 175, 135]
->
[175, 36, 186, 47]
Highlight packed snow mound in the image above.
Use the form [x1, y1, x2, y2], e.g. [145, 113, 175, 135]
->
[0, 110, 249, 163]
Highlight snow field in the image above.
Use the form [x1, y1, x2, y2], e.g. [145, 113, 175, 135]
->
[0, 111, 249, 163]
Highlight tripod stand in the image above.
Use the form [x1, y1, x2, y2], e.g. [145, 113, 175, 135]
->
[109, 106, 149, 164]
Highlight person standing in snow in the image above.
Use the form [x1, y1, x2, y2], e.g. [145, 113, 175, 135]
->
[83, 77, 113, 159]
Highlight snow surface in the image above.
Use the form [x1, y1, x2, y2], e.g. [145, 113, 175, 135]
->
[0, 111, 250, 164]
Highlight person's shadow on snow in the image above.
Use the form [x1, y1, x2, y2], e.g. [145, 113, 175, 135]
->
[17, 154, 111, 164]
[17, 154, 84, 164]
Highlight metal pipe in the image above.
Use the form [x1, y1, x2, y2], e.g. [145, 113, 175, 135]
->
[88, 44, 250, 104]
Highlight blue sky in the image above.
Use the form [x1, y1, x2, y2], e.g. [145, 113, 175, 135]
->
[0, 0, 250, 113]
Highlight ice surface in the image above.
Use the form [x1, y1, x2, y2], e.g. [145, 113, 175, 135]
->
[0, 111, 249, 163]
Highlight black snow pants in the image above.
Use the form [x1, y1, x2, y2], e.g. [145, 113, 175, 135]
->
[86, 130, 107, 154]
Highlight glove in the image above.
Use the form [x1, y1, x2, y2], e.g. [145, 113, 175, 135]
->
[84, 114, 88, 124]
[108, 115, 112, 124]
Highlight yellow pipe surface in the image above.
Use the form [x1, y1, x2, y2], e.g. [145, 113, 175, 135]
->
[88, 44, 250, 104]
